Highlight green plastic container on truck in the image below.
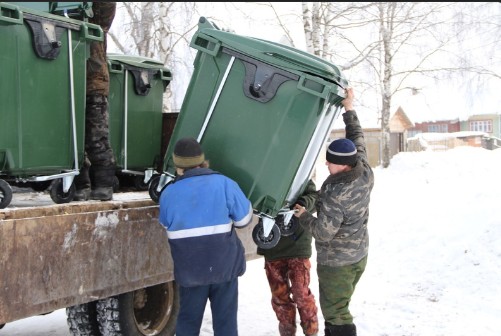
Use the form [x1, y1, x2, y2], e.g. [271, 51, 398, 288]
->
[149, 16, 348, 249]
[0, 2, 103, 208]
[107, 53, 172, 191]
[3, 2, 94, 19]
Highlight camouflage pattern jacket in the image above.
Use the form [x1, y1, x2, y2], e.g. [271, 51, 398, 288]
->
[298, 110, 374, 267]
[86, 1, 116, 96]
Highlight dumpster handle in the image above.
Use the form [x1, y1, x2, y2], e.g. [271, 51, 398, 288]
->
[0, 2, 23, 24]
[197, 56, 236, 142]
[297, 75, 331, 100]
[286, 102, 342, 205]
[190, 33, 222, 57]
[80, 22, 104, 42]
[124, 70, 129, 170]
[109, 61, 124, 74]
[160, 69, 173, 81]
[68, 29, 80, 174]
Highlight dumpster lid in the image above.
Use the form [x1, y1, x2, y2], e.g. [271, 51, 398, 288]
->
[107, 53, 169, 71]
[195, 17, 347, 87]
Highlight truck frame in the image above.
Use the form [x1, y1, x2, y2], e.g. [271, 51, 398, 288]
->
[0, 194, 260, 335]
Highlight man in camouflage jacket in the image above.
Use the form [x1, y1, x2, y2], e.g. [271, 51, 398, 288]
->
[294, 88, 374, 336]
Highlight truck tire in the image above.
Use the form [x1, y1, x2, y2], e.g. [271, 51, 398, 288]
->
[66, 301, 101, 336]
[97, 281, 179, 336]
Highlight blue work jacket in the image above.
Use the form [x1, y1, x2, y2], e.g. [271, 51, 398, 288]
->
[158, 168, 253, 287]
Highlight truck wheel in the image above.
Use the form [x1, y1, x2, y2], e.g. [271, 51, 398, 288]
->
[97, 281, 179, 336]
[66, 301, 100, 336]
[0, 179, 13, 209]
[252, 220, 281, 249]
[49, 178, 76, 204]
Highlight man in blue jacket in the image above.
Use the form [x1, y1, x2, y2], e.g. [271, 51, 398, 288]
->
[159, 137, 255, 336]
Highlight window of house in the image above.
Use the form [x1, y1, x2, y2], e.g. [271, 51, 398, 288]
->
[408, 129, 420, 138]
[470, 120, 492, 133]
[428, 124, 448, 133]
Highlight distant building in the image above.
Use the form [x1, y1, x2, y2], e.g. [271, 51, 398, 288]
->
[407, 113, 500, 139]
[407, 131, 487, 152]
[407, 118, 461, 138]
[406, 112, 501, 151]
[460, 113, 501, 139]
[327, 106, 413, 167]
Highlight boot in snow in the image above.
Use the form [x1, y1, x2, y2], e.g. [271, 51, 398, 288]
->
[325, 323, 356, 336]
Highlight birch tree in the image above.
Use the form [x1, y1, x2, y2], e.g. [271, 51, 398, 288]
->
[108, 2, 200, 111]
[299, 2, 500, 167]
[108, 2, 500, 167]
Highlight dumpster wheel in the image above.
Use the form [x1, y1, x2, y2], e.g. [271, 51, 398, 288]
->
[133, 175, 149, 191]
[276, 214, 299, 237]
[97, 281, 179, 336]
[0, 179, 13, 209]
[49, 178, 76, 204]
[252, 220, 281, 249]
[30, 180, 52, 192]
[148, 175, 161, 203]
[149, 175, 170, 203]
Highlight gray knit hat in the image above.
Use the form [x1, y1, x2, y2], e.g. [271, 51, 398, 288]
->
[172, 137, 205, 168]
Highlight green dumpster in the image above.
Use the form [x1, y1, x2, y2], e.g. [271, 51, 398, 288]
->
[3, 2, 94, 19]
[107, 53, 172, 190]
[0, 2, 103, 208]
[150, 16, 348, 248]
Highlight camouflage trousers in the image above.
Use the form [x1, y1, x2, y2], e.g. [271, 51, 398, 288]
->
[317, 255, 368, 326]
[74, 94, 116, 190]
[265, 258, 319, 336]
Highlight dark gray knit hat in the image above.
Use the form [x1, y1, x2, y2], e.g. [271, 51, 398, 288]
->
[326, 138, 357, 165]
[172, 137, 205, 168]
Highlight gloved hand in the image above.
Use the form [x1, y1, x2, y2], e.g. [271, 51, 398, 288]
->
[289, 199, 306, 210]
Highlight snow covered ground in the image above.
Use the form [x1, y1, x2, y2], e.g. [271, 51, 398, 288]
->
[1, 146, 500, 335]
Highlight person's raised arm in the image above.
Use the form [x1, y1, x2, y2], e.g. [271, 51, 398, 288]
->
[342, 88, 368, 160]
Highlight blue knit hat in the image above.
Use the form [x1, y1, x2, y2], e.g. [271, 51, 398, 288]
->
[326, 139, 357, 165]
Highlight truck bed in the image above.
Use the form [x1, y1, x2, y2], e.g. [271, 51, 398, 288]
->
[0, 190, 259, 325]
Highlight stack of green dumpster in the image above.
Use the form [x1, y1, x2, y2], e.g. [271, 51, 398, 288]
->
[149, 17, 348, 248]
[107, 53, 172, 191]
[0, 2, 102, 208]
[3, 2, 93, 18]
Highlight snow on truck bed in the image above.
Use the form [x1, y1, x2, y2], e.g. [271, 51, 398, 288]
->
[1, 187, 156, 219]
